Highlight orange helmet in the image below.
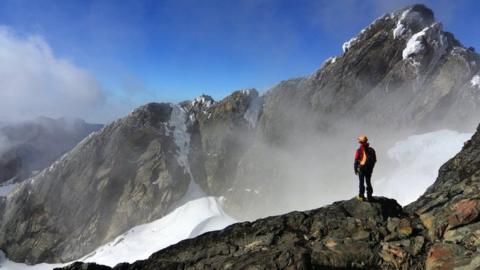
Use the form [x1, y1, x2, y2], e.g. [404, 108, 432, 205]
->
[357, 135, 368, 144]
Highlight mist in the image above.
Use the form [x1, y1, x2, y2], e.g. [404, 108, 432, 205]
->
[220, 68, 478, 220]
[0, 26, 118, 124]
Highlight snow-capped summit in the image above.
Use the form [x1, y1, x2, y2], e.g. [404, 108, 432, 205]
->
[391, 4, 434, 39]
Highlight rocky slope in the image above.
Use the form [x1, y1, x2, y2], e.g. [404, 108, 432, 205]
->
[1, 3, 480, 266]
[60, 123, 480, 269]
[0, 117, 102, 186]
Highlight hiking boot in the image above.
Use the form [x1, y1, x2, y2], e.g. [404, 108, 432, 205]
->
[367, 196, 374, 202]
[356, 195, 365, 202]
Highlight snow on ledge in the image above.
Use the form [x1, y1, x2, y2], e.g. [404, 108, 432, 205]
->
[402, 27, 427, 59]
[471, 75, 480, 88]
[342, 36, 358, 53]
[393, 9, 409, 39]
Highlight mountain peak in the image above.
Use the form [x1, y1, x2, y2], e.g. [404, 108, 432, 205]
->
[391, 4, 435, 40]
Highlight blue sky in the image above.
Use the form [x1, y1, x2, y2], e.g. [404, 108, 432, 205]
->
[0, 0, 479, 122]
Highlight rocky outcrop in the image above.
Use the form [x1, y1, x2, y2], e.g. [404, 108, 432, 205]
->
[60, 123, 480, 269]
[0, 117, 102, 185]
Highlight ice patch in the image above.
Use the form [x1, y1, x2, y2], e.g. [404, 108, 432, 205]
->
[471, 75, 480, 88]
[376, 130, 472, 205]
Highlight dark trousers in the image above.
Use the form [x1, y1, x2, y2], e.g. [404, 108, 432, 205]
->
[359, 171, 373, 197]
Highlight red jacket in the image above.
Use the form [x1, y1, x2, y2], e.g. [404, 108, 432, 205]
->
[354, 143, 375, 173]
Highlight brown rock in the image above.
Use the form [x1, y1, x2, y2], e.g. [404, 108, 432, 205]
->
[426, 243, 453, 270]
[380, 242, 408, 268]
[447, 199, 479, 229]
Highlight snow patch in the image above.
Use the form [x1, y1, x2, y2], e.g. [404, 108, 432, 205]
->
[81, 197, 236, 267]
[402, 27, 427, 59]
[402, 23, 448, 72]
[471, 75, 480, 88]
[393, 9, 425, 39]
[241, 89, 253, 95]
[2, 197, 236, 269]
[376, 130, 472, 205]
[393, 9, 409, 38]
[243, 96, 263, 128]
[192, 96, 214, 108]
[168, 105, 192, 177]
[342, 36, 358, 53]
[167, 104, 206, 202]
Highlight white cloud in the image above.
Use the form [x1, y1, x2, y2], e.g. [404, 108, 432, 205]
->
[0, 26, 106, 122]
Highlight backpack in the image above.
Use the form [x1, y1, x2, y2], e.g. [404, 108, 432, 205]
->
[364, 147, 377, 168]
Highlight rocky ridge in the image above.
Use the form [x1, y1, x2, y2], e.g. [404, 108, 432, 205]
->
[61, 123, 480, 269]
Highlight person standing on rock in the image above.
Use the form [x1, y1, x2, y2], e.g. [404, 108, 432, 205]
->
[354, 135, 376, 202]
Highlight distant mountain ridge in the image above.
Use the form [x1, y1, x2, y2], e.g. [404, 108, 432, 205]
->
[1, 4, 480, 265]
[0, 117, 102, 186]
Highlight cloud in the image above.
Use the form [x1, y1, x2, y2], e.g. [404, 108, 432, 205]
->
[0, 26, 107, 122]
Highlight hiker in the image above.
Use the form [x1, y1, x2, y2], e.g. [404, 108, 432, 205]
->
[354, 135, 376, 201]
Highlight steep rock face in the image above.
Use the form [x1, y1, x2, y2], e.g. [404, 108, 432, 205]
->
[0, 103, 192, 263]
[260, 4, 479, 138]
[185, 89, 262, 195]
[0, 117, 102, 185]
[60, 123, 480, 269]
